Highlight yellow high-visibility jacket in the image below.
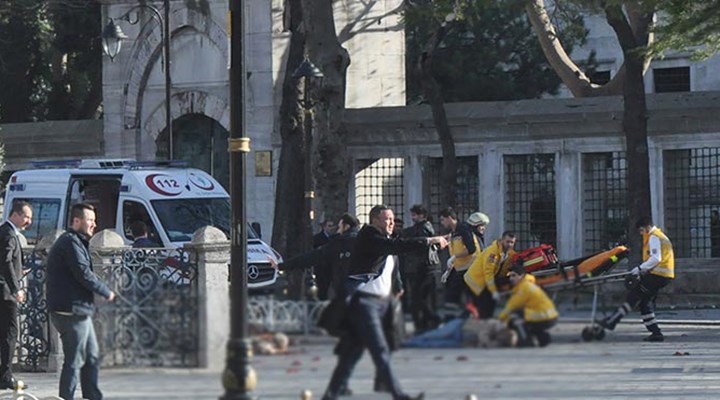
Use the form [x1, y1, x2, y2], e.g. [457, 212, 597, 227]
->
[463, 239, 515, 295]
[449, 225, 480, 271]
[643, 228, 675, 279]
[498, 275, 558, 323]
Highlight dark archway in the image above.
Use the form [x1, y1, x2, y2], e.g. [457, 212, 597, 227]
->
[156, 113, 229, 189]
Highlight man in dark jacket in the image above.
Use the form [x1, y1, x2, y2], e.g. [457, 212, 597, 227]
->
[47, 203, 115, 400]
[321, 205, 447, 400]
[0, 200, 32, 390]
[402, 205, 441, 333]
[272, 214, 360, 300]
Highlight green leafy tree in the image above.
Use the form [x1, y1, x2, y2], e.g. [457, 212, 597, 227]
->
[0, 0, 51, 122]
[651, 1, 720, 59]
[403, 0, 587, 209]
[0, 0, 102, 122]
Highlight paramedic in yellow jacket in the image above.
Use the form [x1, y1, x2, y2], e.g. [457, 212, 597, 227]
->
[464, 231, 517, 319]
[439, 208, 479, 315]
[599, 216, 675, 342]
[498, 263, 558, 347]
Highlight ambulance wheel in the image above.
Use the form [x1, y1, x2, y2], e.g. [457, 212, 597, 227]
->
[581, 326, 594, 342]
[593, 326, 606, 341]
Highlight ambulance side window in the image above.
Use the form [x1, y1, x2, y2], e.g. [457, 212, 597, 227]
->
[67, 177, 121, 232]
[14, 198, 61, 245]
[122, 201, 160, 244]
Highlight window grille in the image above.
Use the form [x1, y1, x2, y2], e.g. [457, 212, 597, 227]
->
[664, 148, 720, 258]
[654, 67, 690, 93]
[354, 158, 405, 224]
[582, 152, 628, 253]
[504, 154, 556, 250]
[428, 156, 479, 227]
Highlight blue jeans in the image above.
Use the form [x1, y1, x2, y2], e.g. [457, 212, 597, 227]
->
[324, 294, 404, 399]
[51, 313, 102, 400]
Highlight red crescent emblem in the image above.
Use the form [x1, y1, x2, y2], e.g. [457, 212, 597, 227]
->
[145, 174, 182, 196]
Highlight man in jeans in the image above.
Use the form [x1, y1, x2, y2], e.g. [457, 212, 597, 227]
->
[47, 203, 115, 400]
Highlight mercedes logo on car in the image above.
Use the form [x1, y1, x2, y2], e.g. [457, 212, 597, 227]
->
[247, 265, 260, 280]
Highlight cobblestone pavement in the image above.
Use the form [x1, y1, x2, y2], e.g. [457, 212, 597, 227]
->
[4, 315, 720, 399]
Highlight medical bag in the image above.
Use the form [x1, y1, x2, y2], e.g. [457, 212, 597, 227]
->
[511, 244, 558, 272]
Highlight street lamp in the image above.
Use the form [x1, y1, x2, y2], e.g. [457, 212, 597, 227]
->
[292, 58, 324, 254]
[102, 0, 174, 160]
[222, 0, 254, 399]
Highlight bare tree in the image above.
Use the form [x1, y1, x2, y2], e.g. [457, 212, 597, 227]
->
[526, 0, 654, 262]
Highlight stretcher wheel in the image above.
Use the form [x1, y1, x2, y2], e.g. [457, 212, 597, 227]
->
[592, 326, 605, 341]
[581, 326, 594, 342]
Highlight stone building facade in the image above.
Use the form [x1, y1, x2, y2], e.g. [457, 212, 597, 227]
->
[101, 0, 405, 234]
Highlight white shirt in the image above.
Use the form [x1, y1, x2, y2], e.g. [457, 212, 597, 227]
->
[639, 226, 662, 272]
[5, 220, 20, 236]
[356, 255, 395, 297]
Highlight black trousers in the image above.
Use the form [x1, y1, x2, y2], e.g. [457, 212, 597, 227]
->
[444, 268, 471, 307]
[628, 274, 671, 333]
[324, 294, 405, 400]
[509, 316, 557, 347]
[472, 289, 497, 320]
[0, 300, 18, 381]
[405, 269, 440, 332]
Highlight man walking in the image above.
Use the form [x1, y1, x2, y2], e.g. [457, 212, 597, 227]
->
[47, 203, 115, 400]
[0, 200, 32, 390]
[599, 217, 675, 342]
[321, 205, 447, 400]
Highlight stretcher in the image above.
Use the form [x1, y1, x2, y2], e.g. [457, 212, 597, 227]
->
[512, 245, 632, 341]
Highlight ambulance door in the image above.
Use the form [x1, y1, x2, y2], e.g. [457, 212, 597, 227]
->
[65, 175, 122, 232]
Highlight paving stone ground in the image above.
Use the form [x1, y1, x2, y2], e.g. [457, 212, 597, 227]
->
[4, 311, 720, 399]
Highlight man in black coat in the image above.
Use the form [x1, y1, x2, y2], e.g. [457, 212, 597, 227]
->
[271, 214, 360, 300]
[0, 200, 32, 390]
[321, 205, 447, 400]
[47, 203, 115, 400]
[402, 205, 441, 333]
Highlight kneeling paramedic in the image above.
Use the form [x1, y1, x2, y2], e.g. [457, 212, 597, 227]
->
[463, 231, 516, 319]
[599, 216, 675, 342]
[498, 263, 558, 347]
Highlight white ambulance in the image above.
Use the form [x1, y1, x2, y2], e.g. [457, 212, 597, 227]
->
[3, 159, 281, 289]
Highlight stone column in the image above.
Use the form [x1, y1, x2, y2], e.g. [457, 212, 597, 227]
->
[184, 226, 231, 370]
[556, 151, 582, 259]
[403, 156, 424, 224]
[479, 146, 503, 240]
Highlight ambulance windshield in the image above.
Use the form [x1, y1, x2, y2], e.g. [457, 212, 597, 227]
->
[151, 197, 259, 242]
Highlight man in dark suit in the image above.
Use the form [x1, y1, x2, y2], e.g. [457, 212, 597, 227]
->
[0, 200, 32, 390]
[321, 205, 447, 400]
[313, 219, 337, 249]
[130, 221, 161, 248]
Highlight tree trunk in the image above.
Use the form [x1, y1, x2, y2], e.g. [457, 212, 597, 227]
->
[525, 0, 625, 97]
[301, 0, 352, 225]
[272, 0, 308, 299]
[417, 26, 457, 209]
[605, 3, 653, 265]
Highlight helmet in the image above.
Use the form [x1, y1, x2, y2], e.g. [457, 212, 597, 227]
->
[467, 212, 490, 226]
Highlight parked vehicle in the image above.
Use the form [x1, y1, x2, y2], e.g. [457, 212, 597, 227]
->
[3, 159, 281, 289]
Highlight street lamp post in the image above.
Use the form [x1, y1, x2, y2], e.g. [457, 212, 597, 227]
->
[292, 58, 324, 254]
[221, 0, 254, 399]
[102, 0, 174, 160]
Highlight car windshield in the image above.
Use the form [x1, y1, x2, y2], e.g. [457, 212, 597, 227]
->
[151, 198, 259, 242]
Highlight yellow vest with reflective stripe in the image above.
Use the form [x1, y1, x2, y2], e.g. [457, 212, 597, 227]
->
[498, 275, 558, 323]
[464, 240, 515, 295]
[643, 228, 675, 279]
[449, 231, 479, 271]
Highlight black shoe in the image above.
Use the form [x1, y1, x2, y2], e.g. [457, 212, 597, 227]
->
[596, 317, 616, 331]
[0, 377, 26, 390]
[339, 386, 353, 396]
[397, 393, 425, 400]
[643, 332, 664, 342]
[537, 332, 552, 347]
[374, 379, 391, 393]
